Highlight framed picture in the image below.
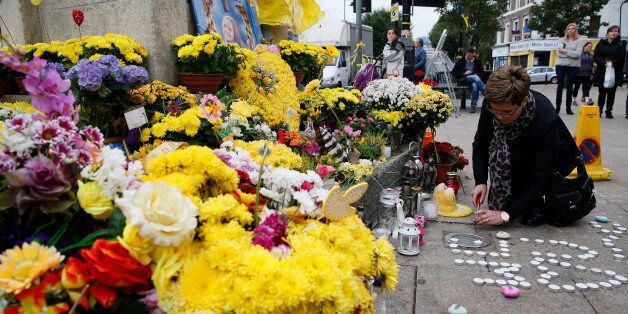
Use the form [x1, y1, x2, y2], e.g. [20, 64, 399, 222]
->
[103, 137, 131, 157]
[189, 0, 263, 50]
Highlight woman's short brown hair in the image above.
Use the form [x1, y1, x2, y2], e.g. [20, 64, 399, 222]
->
[486, 66, 531, 105]
[607, 25, 619, 34]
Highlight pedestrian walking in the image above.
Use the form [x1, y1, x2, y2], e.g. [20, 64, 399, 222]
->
[593, 25, 627, 119]
[452, 48, 486, 113]
[572, 42, 594, 106]
[382, 27, 405, 78]
[555, 23, 583, 115]
[471, 66, 580, 227]
[413, 38, 427, 83]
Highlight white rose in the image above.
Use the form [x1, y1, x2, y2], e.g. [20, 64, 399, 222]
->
[115, 182, 198, 247]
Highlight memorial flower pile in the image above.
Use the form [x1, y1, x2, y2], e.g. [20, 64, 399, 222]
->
[171, 33, 242, 77]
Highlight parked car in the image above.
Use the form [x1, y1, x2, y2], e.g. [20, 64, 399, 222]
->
[526, 66, 557, 84]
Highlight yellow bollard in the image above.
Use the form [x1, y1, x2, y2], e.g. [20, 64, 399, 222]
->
[568, 105, 611, 181]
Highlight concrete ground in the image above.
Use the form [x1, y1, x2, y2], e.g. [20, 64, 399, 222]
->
[375, 84, 628, 313]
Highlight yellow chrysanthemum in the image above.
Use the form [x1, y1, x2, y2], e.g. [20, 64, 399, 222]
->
[303, 79, 320, 94]
[234, 140, 302, 169]
[0, 242, 64, 294]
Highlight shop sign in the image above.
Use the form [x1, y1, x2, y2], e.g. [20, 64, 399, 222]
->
[509, 40, 561, 52]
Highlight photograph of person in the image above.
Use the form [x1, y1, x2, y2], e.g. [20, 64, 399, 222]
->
[201, 0, 217, 33]
[221, 15, 244, 47]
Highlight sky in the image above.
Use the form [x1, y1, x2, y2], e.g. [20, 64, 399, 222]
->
[316, 0, 440, 39]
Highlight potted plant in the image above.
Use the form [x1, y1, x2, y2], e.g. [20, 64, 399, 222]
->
[278, 40, 338, 86]
[172, 33, 242, 93]
[420, 141, 469, 184]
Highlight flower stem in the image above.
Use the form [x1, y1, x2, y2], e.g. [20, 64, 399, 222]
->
[253, 142, 270, 227]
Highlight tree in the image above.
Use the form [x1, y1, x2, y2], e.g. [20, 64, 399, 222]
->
[363, 8, 393, 58]
[528, 0, 609, 38]
[432, 0, 508, 63]
[429, 16, 461, 60]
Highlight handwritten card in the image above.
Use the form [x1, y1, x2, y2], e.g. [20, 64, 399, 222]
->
[124, 106, 148, 129]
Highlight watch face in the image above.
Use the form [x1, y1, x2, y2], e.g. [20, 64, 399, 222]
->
[501, 211, 510, 222]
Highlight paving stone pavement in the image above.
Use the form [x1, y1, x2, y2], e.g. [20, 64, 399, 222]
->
[374, 84, 628, 313]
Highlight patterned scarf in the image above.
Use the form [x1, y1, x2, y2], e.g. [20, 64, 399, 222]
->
[488, 93, 537, 211]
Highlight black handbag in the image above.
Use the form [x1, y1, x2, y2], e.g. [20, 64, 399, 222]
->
[545, 159, 596, 227]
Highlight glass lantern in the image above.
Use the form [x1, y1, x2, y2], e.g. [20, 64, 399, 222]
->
[398, 217, 420, 255]
[373, 188, 399, 238]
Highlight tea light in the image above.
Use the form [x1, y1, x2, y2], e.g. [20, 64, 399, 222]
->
[547, 271, 559, 278]
[562, 284, 575, 293]
[504, 273, 515, 279]
[466, 260, 476, 266]
[588, 250, 599, 256]
[576, 283, 589, 290]
[560, 262, 572, 269]
[476, 251, 487, 257]
[449, 243, 459, 249]
[561, 254, 572, 260]
[615, 275, 627, 283]
[501, 253, 511, 259]
[600, 229, 611, 234]
[472, 278, 484, 285]
[548, 284, 561, 292]
[478, 260, 488, 267]
[511, 263, 521, 268]
[617, 227, 627, 232]
[540, 273, 552, 280]
[546, 252, 557, 258]
[499, 243, 509, 248]
[520, 237, 530, 243]
[538, 266, 549, 272]
[612, 223, 623, 227]
[454, 259, 465, 266]
[498, 240, 509, 245]
[496, 231, 511, 239]
[507, 280, 519, 287]
[452, 249, 461, 255]
[602, 238, 612, 242]
[604, 242, 615, 248]
[609, 235, 619, 240]
[591, 268, 603, 274]
[548, 259, 559, 265]
[604, 270, 616, 277]
[611, 248, 622, 254]
[474, 240, 483, 245]
[578, 254, 589, 261]
[535, 239, 544, 245]
[608, 279, 622, 287]
[464, 250, 474, 256]
[488, 261, 499, 268]
[575, 265, 587, 272]
[584, 254, 595, 259]
[531, 251, 542, 257]
[484, 278, 495, 286]
[587, 283, 600, 290]
[559, 240, 569, 246]
[612, 230, 622, 235]
[599, 282, 613, 289]
[568, 243, 578, 249]
[450, 237, 459, 244]
[489, 252, 500, 258]
[549, 240, 558, 246]
[578, 246, 589, 252]
[514, 276, 525, 282]
[494, 269, 505, 276]
[496, 279, 508, 286]
[520, 281, 531, 289]
[530, 260, 541, 266]
[499, 262, 510, 267]
[537, 278, 549, 285]
[509, 267, 520, 274]
[613, 254, 625, 261]
[500, 248, 510, 253]
[534, 257, 545, 263]
[591, 223, 602, 228]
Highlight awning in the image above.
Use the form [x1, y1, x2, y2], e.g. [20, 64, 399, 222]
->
[257, 0, 325, 34]
[509, 50, 529, 56]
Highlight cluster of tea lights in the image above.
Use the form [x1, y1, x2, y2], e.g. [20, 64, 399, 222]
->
[449, 218, 626, 297]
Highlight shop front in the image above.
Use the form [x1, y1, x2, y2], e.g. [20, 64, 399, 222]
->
[508, 39, 562, 68]
[491, 45, 509, 70]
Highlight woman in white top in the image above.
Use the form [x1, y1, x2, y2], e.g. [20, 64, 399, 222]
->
[382, 27, 405, 78]
[555, 23, 583, 115]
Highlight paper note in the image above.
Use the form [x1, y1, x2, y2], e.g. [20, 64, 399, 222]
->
[124, 106, 148, 129]
[142, 141, 186, 169]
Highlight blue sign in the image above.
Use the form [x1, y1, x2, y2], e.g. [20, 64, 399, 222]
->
[189, 0, 263, 50]
[523, 26, 531, 36]
[578, 138, 600, 165]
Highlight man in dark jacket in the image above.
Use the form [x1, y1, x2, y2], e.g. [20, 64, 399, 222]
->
[452, 48, 485, 113]
[472, 66, 580, 227]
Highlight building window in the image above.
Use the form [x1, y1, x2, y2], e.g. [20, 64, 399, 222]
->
[506, 1, 511, 11]
[505, 22, 510, 42]
[515, 0, 520, 9]
[526, 0, 531, 4]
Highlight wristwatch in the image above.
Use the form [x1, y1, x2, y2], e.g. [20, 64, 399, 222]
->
[500, 211, 510, 223]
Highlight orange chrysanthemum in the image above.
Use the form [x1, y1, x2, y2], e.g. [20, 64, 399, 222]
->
[0, 242, 64, 294]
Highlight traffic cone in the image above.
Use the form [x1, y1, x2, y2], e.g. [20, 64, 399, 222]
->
[569, 105, 611, 180]
[422, 130, 434, 148]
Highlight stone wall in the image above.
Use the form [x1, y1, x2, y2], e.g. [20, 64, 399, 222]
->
[0, 0, 195, 84]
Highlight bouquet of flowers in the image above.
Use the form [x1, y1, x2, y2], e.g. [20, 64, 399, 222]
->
[129, 80, 197, 112]
[370, 109, 404, 128]
[337, 160, 376, 184]
[259, 167, 328, 217]
[361, 77, 421, 111]
[233, 140, 302, 170]
[278, 40, 339, 83]
[399, 90, 452, 138]
[250, 64, 278, 94]
[219, 100, 276, 141]
[20, 34, 148, 65]
[66, 54, 148, 137]
[299, 87, 361, 125]
[171, 33, 243, 77]
[420, 141, 469, 171]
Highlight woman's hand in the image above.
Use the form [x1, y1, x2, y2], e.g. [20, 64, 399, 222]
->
[558, 48, 567, 53]
[475, 209, 505, 225]
[471, 184, 487, 206]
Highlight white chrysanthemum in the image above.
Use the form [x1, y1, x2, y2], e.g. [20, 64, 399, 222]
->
[115, 182, 198, 247]
[362, 77, 421, 111]
[260, 167, 326, 217]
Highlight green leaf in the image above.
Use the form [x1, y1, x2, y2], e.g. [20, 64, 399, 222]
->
[107, 207, 126, 236]
[0, 188, 16, 211]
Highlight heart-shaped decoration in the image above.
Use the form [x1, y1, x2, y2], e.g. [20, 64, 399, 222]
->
[72, 9, 84, 27]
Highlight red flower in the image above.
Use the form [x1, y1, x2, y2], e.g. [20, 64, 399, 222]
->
[300, 181, 314, 191]
[80, 240, 152, 293]
[90, 284, 118, 309]
[61, 257, 91, 290]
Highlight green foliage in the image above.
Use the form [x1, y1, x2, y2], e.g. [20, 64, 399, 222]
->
[529, 0, 609, 38]
[432, 0, 507, 62]
[175, 44, 242, 77]
[356, 132, 387, 161]
[280, 51, 322, 83]
[296, 152, 318, 172]
[363, 8, 394, 58]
